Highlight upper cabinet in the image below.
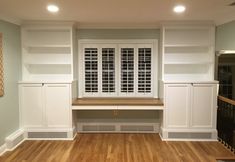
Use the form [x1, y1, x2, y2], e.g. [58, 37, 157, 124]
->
[21, 22, 78, 82]
[161, 23, 215, 82]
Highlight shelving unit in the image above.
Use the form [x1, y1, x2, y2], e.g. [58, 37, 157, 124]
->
[160, 23, 218, 141]
[21, 22, 77, 81]
[161, 25, 215, 82]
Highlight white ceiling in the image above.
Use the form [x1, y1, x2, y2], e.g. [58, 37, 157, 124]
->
[0, 0, 235, 26]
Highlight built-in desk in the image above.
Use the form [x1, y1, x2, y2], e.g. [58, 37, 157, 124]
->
[72, 98, 164, 110]
[72, 98, 164, 133]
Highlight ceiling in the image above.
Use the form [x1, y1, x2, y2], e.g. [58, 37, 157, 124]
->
[0, 0, 235, 27]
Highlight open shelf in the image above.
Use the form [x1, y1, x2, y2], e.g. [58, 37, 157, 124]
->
[24, 53, 71, 65]
[164, 61, 213, 65]
[21, 22, 76, 81]
[164, 64, 213, 81]
[25, 30, 71, 46]
[26, 64, 71, 74]
[162, 24, 214, 82]
[164, 28, 211, 46]
[164, 45, 209, 53]
[164, 44, 210, 48]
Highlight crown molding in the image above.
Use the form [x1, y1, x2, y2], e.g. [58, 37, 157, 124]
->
[0, 14, 21, 25]
[77, 22, 160, 29]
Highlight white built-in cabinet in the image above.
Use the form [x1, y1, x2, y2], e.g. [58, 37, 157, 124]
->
[160, 22, 218, 140]
[19, 22, 77, 139]
[18, 21, 219, 141]
[20, 83, 71, 129]
[164, 84, 190, 128]
[164, 83, 217, 129]
[20, 84, 44, 128]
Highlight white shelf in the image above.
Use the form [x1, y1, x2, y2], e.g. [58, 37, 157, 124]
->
[24, 54, 71, 65]
[18, 80, 75, 84]
[162, 80, 219, 84]
[21, 22, 77, 81]
[164, 44, 209, 48]
[25, 45, 71, 48]
[25, 45, 71, 55]
[164, 61, 213, 65]
[26, 63, 71, 65]
[161, 24, 215, 82]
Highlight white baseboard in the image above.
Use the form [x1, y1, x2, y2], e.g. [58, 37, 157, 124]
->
[5, 129, 25, 151]
[0, 144, 7, 156]
[0, 129, 25, 156]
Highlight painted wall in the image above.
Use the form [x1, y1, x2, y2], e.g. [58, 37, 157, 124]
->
[78, 29, 160, 39]
[216, 20, 235, 51]
[0, 20, 21, 146]
[77, 29, 160, 119]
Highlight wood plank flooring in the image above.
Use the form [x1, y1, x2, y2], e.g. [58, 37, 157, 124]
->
[0, 133, 235, 162]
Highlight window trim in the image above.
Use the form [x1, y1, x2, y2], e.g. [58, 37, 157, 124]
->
[78, 39, 158, 98]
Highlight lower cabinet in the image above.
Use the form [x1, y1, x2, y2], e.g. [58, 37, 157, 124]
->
[19, 82, 73, 139]
[191, 84, 217, 129]
[165, 84, 190, 128]
[20, 84, 44, 128]
[163, 82, 218, 140]
[45, 84, 70, 128]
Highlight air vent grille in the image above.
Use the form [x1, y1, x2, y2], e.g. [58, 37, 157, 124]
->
[120, 125, 154, 132]
[168, 132, 212, 139]
[28, 132, 67, 138]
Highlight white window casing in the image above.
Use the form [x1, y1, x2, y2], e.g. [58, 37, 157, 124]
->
[78, 39, 158, 98]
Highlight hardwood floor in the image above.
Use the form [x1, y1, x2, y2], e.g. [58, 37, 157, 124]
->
[0, 133, 234, 162]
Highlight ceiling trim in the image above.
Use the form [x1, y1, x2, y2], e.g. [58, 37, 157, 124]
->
[77, 23, 160, 29]
[0, 14, 21, 25]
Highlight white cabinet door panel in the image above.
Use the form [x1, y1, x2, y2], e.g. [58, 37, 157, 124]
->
[20, 84, 44, 128]
[45, 84, 70, 128]
[165, 84, 190, 128]
[191, 84, 216, 128]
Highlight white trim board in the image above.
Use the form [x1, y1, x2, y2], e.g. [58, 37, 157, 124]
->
[78, 39, 159, 98]
[0, 144, 7, 156]
[0, 129, 25, 156]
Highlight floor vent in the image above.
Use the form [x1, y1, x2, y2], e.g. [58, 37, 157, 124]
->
[120, 125, 155, 132]
[27, 132, 67, 138]
[83, 125, 116, 132]
[168, 132, 212, 139]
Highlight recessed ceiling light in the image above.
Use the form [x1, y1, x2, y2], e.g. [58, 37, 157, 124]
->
[173, 5, 186, 13]
[47, 4, 59, 13]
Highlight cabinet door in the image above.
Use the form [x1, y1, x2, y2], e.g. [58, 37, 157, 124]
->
[165, 84, 191, 128]
[191, 84, 217, 128]
[20, 84, 44, 128]
[45, 84, 70, 128]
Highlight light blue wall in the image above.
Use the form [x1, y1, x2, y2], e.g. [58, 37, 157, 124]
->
[216, 20, 235, 51]
[78, 29, 160, 39]
[0, 20, 21, 145]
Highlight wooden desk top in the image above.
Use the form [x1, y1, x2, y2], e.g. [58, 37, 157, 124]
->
[72, 98, 164, 106]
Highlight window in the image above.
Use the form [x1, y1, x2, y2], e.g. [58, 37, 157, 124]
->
[79, 40, 157, 97]
[102, 48, 115, 93]
[138, 48, 151, 93]
[121, 48, 134, 93]
[84, 48, 98, 93]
